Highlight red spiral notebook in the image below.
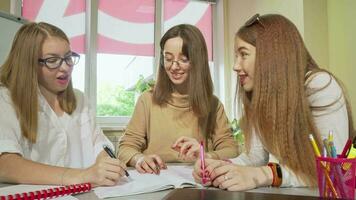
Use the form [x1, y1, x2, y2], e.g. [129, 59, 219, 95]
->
[0, 183, 91, 200]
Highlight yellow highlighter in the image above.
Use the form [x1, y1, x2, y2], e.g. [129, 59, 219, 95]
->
[342, 136, 356, 170]
[347, 145, 356, 158]
[347, 136, 356, 158]
[309, 134, 321, 156]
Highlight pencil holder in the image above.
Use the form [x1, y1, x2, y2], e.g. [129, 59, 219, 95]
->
[316, 156, 356, 199]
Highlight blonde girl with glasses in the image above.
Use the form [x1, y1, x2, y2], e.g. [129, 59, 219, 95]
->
[193, 14, 354, 190]
[118, 24, 238, 174]
[0, 22, 127, 186]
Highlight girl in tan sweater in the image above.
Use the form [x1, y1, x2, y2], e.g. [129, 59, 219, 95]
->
[118, 24, 238, 174]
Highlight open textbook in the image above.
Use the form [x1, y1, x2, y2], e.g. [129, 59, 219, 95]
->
[94, 165, 201, 198]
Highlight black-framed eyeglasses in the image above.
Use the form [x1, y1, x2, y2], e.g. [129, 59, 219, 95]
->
[38, 52, 80, 69]
[244, 14, 265, 29]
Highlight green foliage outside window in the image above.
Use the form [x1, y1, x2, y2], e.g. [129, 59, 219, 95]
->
[97, 83, 135, 116]
[97, 75, 154, 116]
[134, 75, 155, 93]
[231, 118, 244, 145]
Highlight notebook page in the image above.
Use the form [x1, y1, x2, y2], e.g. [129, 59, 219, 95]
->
[94, 170, 174, 198]
[0, 184, 78, 199]
[160, 165, 198, 188]
[94, 165, 199, 198]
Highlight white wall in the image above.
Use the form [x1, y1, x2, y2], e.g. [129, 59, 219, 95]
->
[327, 0, 356, 127]
[303, 0, 329, 69]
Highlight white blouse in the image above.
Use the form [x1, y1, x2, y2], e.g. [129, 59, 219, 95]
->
[230, 72, 349, 187]
[0, 87, 113, 168]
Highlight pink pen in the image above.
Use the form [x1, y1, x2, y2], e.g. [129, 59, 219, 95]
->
[200, 141, 207, 184]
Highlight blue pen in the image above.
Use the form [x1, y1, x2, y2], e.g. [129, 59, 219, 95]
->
[327, 131, 337, 158]
[329, 141, 337, 158]
[328, 134, 347, 198]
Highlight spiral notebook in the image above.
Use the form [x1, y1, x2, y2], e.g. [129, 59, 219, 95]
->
[0, 183, 91, 200]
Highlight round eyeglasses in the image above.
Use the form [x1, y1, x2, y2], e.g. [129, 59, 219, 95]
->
[38, 52, 80, 69]
[163, 57, 190, 68]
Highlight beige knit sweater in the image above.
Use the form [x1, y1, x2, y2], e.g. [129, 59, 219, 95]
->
[118, 91, 238, 165]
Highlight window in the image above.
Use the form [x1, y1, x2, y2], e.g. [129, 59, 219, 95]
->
[21, 0, 218, 129]
[96, 0, 155, 118]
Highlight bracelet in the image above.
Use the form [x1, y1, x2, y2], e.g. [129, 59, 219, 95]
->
[267, 162, 282, 187]
[132, 154, 144, 166]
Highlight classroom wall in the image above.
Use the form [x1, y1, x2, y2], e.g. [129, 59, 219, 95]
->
[327, 0, 356, 128]
[303, 0, 329, 69]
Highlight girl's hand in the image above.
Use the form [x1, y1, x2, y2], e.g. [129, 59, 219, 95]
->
[75, 154, 127, 187]
[172, 136, 201, 161]
[134, 154, 167, 175]
[192, 158, 229, 186]
[208, 164, 273, 191]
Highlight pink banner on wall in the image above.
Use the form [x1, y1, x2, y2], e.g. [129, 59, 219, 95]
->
[22, 0, 212, 60]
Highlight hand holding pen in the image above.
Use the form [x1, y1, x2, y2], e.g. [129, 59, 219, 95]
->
[200, 141, 210, 185]
[200, 141, 208, 184]
[74, 145, 128, 187]
[103, 145, 130, 177]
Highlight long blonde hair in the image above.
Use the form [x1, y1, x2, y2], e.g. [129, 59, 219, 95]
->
[153, 24, 217, 142]
[0, 22, 76, 143]
[236, 14, 354, 186]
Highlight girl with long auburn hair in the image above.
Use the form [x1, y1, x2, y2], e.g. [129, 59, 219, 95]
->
[118, 24, 237, 174]
[0, 22, 127, 186]
[193, 14, 354, 190]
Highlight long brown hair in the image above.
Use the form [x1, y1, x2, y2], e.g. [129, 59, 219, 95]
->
[152, 24, 217, 142]
[236, 14, 354, 186]
[0, 22, 77, 143]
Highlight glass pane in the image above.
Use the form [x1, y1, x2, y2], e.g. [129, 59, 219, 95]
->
[22, 0, 86, 92]
[97, 0, 155, 117]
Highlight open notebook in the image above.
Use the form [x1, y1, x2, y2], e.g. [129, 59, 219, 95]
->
[94, 165, 201, 198]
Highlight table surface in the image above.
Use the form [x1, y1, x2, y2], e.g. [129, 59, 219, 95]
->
[0, 162, 320, 200]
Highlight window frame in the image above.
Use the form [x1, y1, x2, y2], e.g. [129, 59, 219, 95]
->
[93, 0, 225, 130]
[14, 0, 228, 130]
